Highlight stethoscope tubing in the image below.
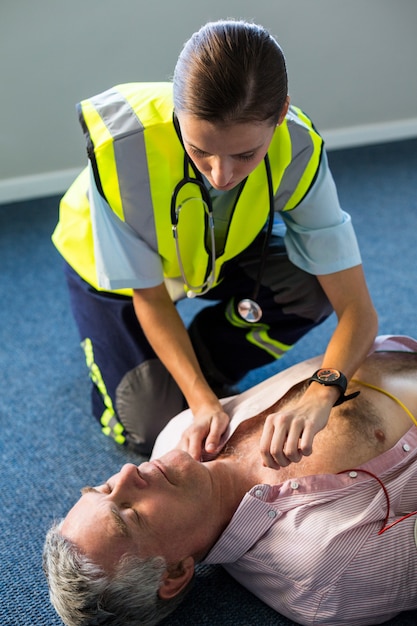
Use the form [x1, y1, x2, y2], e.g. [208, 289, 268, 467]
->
[170, 116, 275, 319]
[171, 153, 217, 296]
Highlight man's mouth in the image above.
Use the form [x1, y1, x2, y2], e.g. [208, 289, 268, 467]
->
[138, 460, 170, 483]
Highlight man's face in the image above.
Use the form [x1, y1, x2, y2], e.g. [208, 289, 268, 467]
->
[61, 450, 218, 572]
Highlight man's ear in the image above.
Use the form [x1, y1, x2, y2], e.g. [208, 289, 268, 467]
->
[277, 96, 290, 126]
[158, 557, 195, 600]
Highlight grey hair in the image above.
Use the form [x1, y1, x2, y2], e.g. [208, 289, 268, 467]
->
[42, 520, 192, 626]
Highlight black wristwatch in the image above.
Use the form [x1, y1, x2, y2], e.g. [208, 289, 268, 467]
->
[308, 369, 360, 406]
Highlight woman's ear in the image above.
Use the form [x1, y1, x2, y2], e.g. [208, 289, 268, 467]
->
[277, 96, 290, 126]
[158, 557, 195, 600]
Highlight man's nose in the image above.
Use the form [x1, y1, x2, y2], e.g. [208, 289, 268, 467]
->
[113, 463, 142, 495]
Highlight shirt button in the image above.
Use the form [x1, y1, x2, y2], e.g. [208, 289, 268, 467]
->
[268, 510, 277, 519]
[349, 471, 358, 478]
[403, 444, 411, 452]
[290, 481, 299, 490]
[255, 489, 263, 498]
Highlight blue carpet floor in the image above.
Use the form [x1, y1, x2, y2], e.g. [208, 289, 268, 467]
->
[1, 138, 416, 625]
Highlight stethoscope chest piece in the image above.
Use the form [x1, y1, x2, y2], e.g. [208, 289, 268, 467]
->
[237, 298, 263, 323]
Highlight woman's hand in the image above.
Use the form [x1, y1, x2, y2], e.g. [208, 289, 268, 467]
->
[259, 264, 378, 469]
[259, 383, 337, 468]
[177, 400, 230, 460]
[133, 284, 231, 460]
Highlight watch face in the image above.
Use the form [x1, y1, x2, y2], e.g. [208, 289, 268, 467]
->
[317, 368, 340, 382]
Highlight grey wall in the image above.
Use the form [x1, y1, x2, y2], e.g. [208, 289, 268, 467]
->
[1, 0, 417, 201]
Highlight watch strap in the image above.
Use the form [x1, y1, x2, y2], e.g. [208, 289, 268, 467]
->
[308, 369, 360, 407]
[333, 390, 360, 406]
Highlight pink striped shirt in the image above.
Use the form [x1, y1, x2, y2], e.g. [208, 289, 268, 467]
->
[204, 425, 417, 625]
[152, 335, 417, 625]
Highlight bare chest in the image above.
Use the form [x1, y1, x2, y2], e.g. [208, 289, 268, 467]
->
[219, 380, 416, 485]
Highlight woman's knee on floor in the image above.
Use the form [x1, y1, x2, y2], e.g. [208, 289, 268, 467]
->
[114, 359, 185, 454]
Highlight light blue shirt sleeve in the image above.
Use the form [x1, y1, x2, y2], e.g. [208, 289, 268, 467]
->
[279, 151, 362, 275]
[88, 165, 164, 290]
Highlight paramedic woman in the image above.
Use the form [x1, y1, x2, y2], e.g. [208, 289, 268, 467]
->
[52, 19, 378, 463]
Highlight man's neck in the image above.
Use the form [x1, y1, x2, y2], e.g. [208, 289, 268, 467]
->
[204, 455, 256, 536]
[205, 414, 273, 517]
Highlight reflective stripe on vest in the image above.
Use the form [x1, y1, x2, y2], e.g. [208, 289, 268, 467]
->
[54, 83, 323, 293]
[225, 299, 292, 360]
[81, 338, 126, 445]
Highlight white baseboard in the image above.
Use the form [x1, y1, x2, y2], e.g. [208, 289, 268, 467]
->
[0, 167, 81, 205]
[322, 116, 417, 150]
[1, 117, 417, 205]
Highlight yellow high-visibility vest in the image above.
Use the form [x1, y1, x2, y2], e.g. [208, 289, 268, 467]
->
[53, 83, 323, 296]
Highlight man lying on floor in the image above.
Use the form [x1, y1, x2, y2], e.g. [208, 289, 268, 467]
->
[43, 335, 417, 626]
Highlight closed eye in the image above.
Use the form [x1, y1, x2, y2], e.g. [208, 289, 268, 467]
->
[130, 507, 141, 526]
[81, 485, 141, 533]
[83, 485, 142, 527]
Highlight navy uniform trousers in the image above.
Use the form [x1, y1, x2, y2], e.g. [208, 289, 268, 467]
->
[64, 232, 332, 453]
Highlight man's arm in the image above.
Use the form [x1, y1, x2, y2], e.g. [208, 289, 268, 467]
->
[260, 264, 378, 468]
[133, 284, 230, 458]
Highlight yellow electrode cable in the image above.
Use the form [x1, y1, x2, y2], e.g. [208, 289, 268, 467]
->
[351, 378, 417, 427]
[339, 377, 417, 535]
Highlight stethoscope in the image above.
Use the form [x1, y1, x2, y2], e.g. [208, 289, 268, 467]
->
[170, 121, 275, 323]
